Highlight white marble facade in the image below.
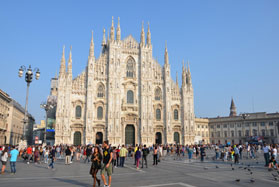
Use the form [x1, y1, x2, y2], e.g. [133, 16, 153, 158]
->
[55, 17, 195, 146]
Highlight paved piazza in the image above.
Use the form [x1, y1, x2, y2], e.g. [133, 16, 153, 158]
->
[1, 150, 278, 187]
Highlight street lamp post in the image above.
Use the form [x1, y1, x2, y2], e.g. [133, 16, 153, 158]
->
[18, 65, 40, 142]
[40, 102, 53, 145]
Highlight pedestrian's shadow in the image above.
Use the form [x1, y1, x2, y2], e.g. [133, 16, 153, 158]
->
[54, 178, 90, 187]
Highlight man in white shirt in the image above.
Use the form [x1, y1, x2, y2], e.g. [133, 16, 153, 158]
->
[263, 143, 270, 167]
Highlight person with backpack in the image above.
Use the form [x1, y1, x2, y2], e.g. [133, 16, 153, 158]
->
[141, 145, 149, 168]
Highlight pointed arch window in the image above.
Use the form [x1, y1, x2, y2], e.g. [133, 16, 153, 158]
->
[174, 109, 179, 120]
[97, 106, 103, 120]
[97, 84, 105, 98]
[75, 106, 82, 119]
[155, 88, 162, 101]
[126, 57, 135, 78]
[156, 109, 161, 121]
[127, 90, 134, 104]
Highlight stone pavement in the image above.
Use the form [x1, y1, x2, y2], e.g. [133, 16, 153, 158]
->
[0, 151, 279, 187]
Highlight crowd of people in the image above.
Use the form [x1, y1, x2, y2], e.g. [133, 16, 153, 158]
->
[0, 142, 278, 187]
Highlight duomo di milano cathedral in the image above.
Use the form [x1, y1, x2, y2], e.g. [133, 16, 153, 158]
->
[55, 17, 195, 146]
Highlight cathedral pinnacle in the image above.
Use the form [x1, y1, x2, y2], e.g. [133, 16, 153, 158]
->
[176, 71, 178, 86]
[110, 16, 115, 41]
[67, 45, 72, 76]
[116, 17, 121, 42]
[89, 30, 94, 57]
[140, 21, 145, 46]
[182, 60, 186, 87]
[59, 45, 66, 77]
[164, 41, 169, 65]
[186, 60, 192, 86]
[102, 28, 106, 46]
[146, 22, 151, 46]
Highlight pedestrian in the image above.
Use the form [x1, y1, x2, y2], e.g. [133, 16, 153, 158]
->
[44, 147, 49, 164]
[76, 146, 81, 161]
[48, 146, 55, 170]
[1, 147, 8, 174]
[141, 145, 149, 168]
[65, 146, 71, 165]
[85, 146, 92, 163]
[263, 143, 270, 167]
[187, 146, 193, 161]
[9, 146, 19, 175]
[116, 146, 120, 167]
[34, 147, 39, 164]
[119, 145, 128, 167]
[153, 146, 158, 165]
[272, 145, 277, 161]
[200, 145, 206, 162]
[135, 146, 141, 170]
[134, 144, 138, 165]
[234, 145, 240, 164]
[26, 146, 32, 164]
[268, 156, 279, 170]
[90, 146, 102, 187]
[101, 140, 113, 187]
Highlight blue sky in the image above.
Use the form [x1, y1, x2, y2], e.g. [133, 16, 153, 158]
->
[0, 0, 278, 123]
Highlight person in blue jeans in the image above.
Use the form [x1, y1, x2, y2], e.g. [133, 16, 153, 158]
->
[48, 146, 56, 170]
[9, 146, 19, 175]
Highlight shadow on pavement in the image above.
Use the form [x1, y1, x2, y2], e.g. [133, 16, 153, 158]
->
[54, 177, 91, 187]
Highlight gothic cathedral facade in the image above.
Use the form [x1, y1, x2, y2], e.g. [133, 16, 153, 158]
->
[55, 17, 195, 146]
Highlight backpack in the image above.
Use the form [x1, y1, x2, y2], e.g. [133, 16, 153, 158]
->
[143, 148, 149, 156]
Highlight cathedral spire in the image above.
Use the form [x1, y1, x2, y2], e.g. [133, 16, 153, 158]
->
[182, 60, 186, 87]
[140, 21, 145, 46]
[164, 41, 169, 66]
[67, 45, 72, 77]
[187, 60, 192, 86]
[89, 30, 94, 58]
[59, 45, 66, 77]
[176, 71, 178, 86]
[116, 17, 121, 42]
[110, 16, 115, 41]
[230, 98, 237, 117]
[146, 22, 151, 46]
[107, 28, 110, 43]
[102, 28, 106, 46]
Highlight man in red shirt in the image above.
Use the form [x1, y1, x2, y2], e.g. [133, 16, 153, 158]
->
[26, 146, 33, 164]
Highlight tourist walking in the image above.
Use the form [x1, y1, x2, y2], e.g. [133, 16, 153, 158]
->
[234, 145, 240, 164]
[119, 145, 128, 167]
[101, 141, 113, 187]
[65, 146, 71, 165]
[44, 147, 49, 164]
[1, 147, 8, 174]
[263, 143, 270, 167]
[141, 145, 149, 168]
[135, 146, 141, 170]
[153, 146, 158, 165]
[48, 146, 55, 170]
[76, 146, 81, 161]
[200, 145, 206, 162]
[90, 146, 102, 187]
[26, 146, 32, 164]
[84, 146, 92, 163]
[187, 146, 193, 161]
[9, 146, 19, 175]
